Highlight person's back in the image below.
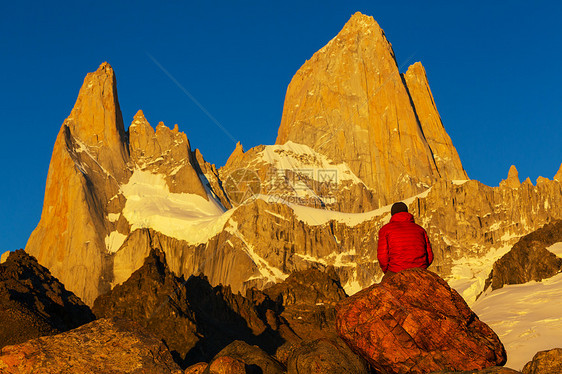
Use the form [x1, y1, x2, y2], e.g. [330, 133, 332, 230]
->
[377, 202, 433, 274]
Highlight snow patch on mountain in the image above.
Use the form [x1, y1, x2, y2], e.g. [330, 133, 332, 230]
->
[472, 272, 562, 370]
[547, 242, 562, 257]
[121, 169, 234, 244]
[107, 213, 120, 223]
[343, 277, 364, 296]
[258, 141, 362, 184]
[285, 188, 431, 226]
[105, 231, 127, 253]
[452, 179, 470, 185]
[447, 244, 513, 305]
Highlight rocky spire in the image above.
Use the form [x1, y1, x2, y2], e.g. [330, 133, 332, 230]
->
[25, 63, 132, 305]
[225, 141, 245, 166]
[500, 165, 521, 188]
[65, 62, 129, 180]
[275, 12, 465, 206]
[403, 62, 468, 180]
[128, 110, 209, 197]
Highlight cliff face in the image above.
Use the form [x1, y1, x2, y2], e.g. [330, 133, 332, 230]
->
[275, 12, 466, 207]
[25, 63, 222, 305]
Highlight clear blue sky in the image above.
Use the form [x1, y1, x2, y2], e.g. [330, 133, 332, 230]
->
[1, 1, 561, 255]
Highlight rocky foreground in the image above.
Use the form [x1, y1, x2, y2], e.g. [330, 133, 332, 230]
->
[337, 269, 506, 373]
[0, 249, 94, 349]
[1, 249, 560, 373]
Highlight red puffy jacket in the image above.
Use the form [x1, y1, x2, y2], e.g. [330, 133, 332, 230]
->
[377, 212, 433, 273]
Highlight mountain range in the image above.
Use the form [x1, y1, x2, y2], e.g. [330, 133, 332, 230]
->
[3, 11, 562, 371]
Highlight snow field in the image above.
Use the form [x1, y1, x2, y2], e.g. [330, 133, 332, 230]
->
[472, 270, 562, 370]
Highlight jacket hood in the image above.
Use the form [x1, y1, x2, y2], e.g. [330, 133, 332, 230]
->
[390, 211, 415, 223]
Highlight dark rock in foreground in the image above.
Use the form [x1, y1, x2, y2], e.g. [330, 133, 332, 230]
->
[336, 268, 506, 374]
[484, 220, 562, 292]
[286, 337, 370, 374]
[522, 348, 562, 374]
[184, 362, 208, 373]
[0, 249, 94, 349]
[93, 248, 288, 368]
[208, 340, 285, 374]
[93, 249, 200, 367]
[261, 266, 347, 340]
[0, 317, 182, 373]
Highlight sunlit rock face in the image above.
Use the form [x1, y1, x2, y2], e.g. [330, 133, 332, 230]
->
[25, 63, 216, 305]
[25, 63, 131, 305]
[275, 12, 466, 207]
[402, 61, 467, 181]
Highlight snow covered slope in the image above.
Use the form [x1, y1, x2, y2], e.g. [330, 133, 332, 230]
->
[121, 169, 233, 244]
[472, 267, 562, 370]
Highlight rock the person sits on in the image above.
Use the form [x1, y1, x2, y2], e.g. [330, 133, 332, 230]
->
[335, 268, 507, 373]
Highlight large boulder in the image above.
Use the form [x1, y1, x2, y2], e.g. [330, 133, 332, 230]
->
[484, 220, 562, 292]
[522, 348, 562, 374]
[0, 249, 94, 349]
[336, 268, 506, 373]
[0, 318, 182, 373]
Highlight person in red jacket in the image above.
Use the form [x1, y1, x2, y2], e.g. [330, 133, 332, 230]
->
[377, 202, 433, 278]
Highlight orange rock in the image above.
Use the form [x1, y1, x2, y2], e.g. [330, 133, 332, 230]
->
[0, 318, 182, 373]
[335, 268, 506, 373]
[25, 62, 220, 305]
[208, 356, 247, 374]
[65, 61, 129, 181]
[129, 109, 208, 197]
[276, 12, 466, 206]
[500, 165, 521, 188]
[403, 62, 467, 180]
[184, 362, 208, 373]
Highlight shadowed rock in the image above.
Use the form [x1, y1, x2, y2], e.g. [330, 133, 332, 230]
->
[0, 249, 94, 349]
[210, 340, 285, 374]
[522, 348, 562, 374]
[0, 317, 182, 373]
[336, 268, 506, 373]
[93, 248, 286, 368]
[484, 220, 562, 292]
[286, 337, 370, 374]
[261, 267, 347, 340]
[93, 248, 200, 367]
